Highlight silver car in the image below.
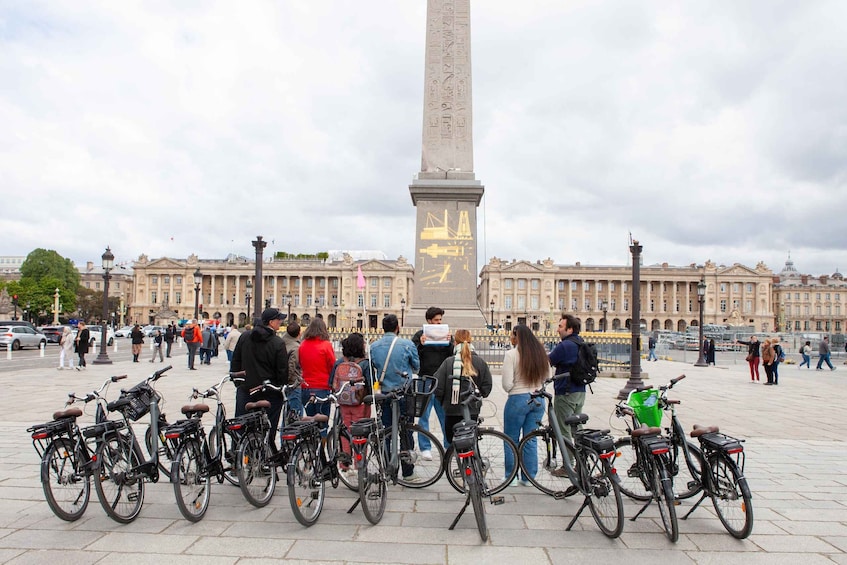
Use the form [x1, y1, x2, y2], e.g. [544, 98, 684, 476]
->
[0, 326, 48, 351]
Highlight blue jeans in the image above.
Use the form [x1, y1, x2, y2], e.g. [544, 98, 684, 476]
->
[647, 347, 658, 361]
[380, 397, 415, 478]
[817, 353, 834, 370]
[800, 353, 810, 368]
[417, 396, 446, 451]
[504, 393, 545, 481]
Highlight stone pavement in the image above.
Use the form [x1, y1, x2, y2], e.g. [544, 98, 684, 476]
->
[0, 355, 845, 564]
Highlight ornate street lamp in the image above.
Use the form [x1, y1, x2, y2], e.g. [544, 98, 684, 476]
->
[618, 239, 644, 400]
[601, 299, 608, 332]
[193, 268, 202, 320]
[93, 247, 114, 365]
[284, 293, 292, 320]
[490, 299, 495, 331]
[694, 278, 708, 367]
[400, 297, 406, 327]
[52, 288, 60, 325]
[245, 279, 253, 325]
[315, 301, 319, 319]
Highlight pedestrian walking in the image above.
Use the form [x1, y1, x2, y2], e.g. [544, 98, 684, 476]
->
[736, 336, 761, 382]
[799, 340, 812, 368]
[164, 323, 175, 358]
[816, 336, 836, 371]
[130, 324, 144, 363]
[149, 329, 164, 363]
[181, 319, 202, 370]
[58, 326, 75, 370]
[74, 322, 90, 370]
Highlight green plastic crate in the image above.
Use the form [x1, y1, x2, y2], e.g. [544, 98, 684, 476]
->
[627, 388, 663, 428]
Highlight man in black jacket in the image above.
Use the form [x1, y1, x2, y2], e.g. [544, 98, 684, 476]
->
[411, 306, 452, 457]
[231, 308, 289, 447]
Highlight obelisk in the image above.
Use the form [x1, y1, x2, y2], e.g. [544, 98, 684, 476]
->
[409, 0, 486, 328]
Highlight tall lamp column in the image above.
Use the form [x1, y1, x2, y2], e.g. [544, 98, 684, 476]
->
[52, 288, 60, 325]
[618, 240, 644, 400]
[245, 280, 253, 326]
[694, 278, 708, 367]
[400, 297, 406, 327]
[193, 268, 202, 320]
[490, 299, 495, 331]
[93, 247, 114, 365]
[601, 299, 608, 332]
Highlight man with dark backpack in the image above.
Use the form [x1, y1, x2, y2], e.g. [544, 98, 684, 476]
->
[547, 314, 587, 485]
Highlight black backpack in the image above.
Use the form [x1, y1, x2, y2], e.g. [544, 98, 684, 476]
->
[569, 338, 600, 388]
[798, 345, 804, 354]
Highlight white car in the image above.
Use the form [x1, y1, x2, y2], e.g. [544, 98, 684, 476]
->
[0, 326, 48, 350]
[83, 325, 116, 347]
[114, 325, 134, 338]
[142, 325, 164, 337]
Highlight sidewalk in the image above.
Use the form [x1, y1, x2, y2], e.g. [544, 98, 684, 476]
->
[0, 358, 844, 564]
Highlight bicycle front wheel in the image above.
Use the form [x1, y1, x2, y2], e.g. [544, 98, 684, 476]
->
[709, 453, 753, 539]
[358, 436, 387, 525]
[652, 458, 679, 542]
[519, 429, 575, 497]
[446, 428, 517, 495]
[173, 438, 210, 522]
[468, 459, 489, 541]
[612, 436, 651, 501]
[396, 424, 445, 488]
[237, 432, 276, 507]
[94, 433, 145, 524]
[583, 450, 624, 538]
[288, 441, 325, 526]
[42, 437, 90, 521]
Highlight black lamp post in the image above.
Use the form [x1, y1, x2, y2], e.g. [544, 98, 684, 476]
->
[24, 302, 30, 324]
[251, 236, 267, 321]
[618, 239, 644, 400]
[490, 299, 495, 331]
[93, 247, 114, 365]
[315, 302, 319, 319]
[193, 268, 202, 320]
[245, 280, 253, 325]
[284, 293, 292, 320]
[694, 278, 708, 367]
[400, 297, 406, 327]
[11, 294, 18, 320]
[601, 299, 608, 332]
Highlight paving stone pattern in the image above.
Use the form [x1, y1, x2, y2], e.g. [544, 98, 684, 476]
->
[0, 357, 844, 564]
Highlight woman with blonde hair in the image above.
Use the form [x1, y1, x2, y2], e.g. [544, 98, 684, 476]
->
[502, 324, 548, 486]
[58, 326, 75, 370]
[433, 329, 492, 444]
[761, 338, 775, 385]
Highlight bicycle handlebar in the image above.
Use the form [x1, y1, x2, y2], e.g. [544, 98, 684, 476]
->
[67, 375, 127, 406]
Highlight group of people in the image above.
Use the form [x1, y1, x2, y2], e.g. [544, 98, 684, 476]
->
[737, 334, 839, 385]
[56, 322, 89, 370]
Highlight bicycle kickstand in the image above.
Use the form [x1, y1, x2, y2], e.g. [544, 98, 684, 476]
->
[681, 492, 708, 520]
[565, 495, 591, 531]
[448, 494, 471, 530]
[630, 498, 652, 521]
[346, 497, 361, 514]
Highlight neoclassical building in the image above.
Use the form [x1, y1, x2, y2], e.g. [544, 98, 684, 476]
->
[478, 257, 776, 333]
[773, 257, 846, 334]
[130, 252, 415, 329]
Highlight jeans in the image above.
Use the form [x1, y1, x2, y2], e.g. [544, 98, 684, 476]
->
[800, 353, 810, 368]
[417, 396, 446, 451]
[647, 347, 658, 361]
[817, 353, 834, 370]
[287, 387, 304, 418]
[504, 393, 545, 481]
[379, 397, 415, 477]
[186, 342, 199, 369]
[200, 348, 212, 364]
[165, 341, 173, 357]
[302, 388, 331, 432]
[772, 360, 780, 384]
[226, 350, 234, 363]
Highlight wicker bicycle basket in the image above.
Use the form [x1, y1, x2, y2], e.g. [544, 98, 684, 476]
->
[121, 384, 159, 421]
[404, 376, 436, 419]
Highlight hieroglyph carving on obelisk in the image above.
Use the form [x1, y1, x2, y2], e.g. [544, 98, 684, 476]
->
[420, 0, 474, 176]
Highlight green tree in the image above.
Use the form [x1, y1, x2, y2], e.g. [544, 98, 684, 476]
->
[20, 249, 80, 290]
[14, 249, 80, 321]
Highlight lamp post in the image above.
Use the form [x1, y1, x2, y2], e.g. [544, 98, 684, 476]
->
[24, 302, 30, 324]
[193, 268, 202, 320]
[400, 297, 406, 327]
[119, 293, 125, 326]
[315, 302, 319, 319]
[490, 299, 495, 331]
[93, 247, 114, 365]
[251, 236, 267, 321]
[694, 278, 708, 367]
[52, 288, 60, 325]
[284, 293, 292, 320]
[12, 295, 18, 320]
[618, 239, 644, 400]
[245, 280, 253, 326]
[601, 299, 608, 332]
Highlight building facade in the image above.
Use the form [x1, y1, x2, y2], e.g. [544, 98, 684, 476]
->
[130, 252, 415, 329]
[773, 257, 846, 334]
[479, 257, 776, 334]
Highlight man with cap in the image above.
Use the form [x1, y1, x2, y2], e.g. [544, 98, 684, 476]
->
[230, 308, 289, 447]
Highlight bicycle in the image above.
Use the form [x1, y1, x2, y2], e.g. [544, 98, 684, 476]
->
[27, 375, 127, 521]
[447, 388, 511, 541]
[517, 373, 624, 538]
[95, 365, 174, 523]
[348, 375, 442, 524]
[282, 382, 358, 526]
[163, 371, 246, 521]
[682, 425, 753, 538]
[612, 375, 703, 503]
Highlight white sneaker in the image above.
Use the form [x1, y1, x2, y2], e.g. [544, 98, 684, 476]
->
[420, 450, 433, 461]
[403, 472, 422, 483]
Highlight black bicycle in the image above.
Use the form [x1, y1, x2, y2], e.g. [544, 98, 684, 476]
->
[27, 375, 127, 521]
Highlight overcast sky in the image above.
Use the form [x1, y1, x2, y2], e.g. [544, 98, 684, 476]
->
[2, 1, 846, 279]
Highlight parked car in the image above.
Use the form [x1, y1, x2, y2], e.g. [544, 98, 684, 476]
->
[39, 325, 72, 344]
[142, 325, 164, 337]
[114, 325, 135, 338]
[85, 325, 116, 347]
[0, 326, 48, 350]
[0, 320, 37, 331]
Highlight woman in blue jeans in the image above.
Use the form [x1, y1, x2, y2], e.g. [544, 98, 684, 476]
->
[502, 325, 549, 486]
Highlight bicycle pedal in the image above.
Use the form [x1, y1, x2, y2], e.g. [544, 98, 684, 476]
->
[490, 496, 505, 505]
[553, 491, 567, 500]
[687, 480, 699, 490]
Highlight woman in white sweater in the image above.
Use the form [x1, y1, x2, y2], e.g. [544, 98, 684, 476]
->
[502, 324, 549, 486]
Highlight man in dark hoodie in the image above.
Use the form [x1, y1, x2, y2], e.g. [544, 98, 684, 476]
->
[547, 314, 585, 483]
[230, 308, 289, 447]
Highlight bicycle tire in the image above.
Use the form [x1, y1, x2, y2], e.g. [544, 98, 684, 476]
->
[468, 458, 489, 541]
[446, 428, 517, 495]
[672, 439, 704, 500]
[94, 433, 145, 524]
[330, 426, 358, 492]
[709, 453, 753, 539]
[287, 440, 325, 526]
[612, 436, 651, 501]
[173, 438, 210, 522]
[396, 424, 445, 488]
[208, 427, 239, 486]
[583, 450, 624, 538]
[41, 437, 90, 521]
[144, 422, 175, 480]
[519, 429, 575, 497]
[236, 431, 276, 507]
[652, 457, 679, 542]
[358, 436, 387, 525]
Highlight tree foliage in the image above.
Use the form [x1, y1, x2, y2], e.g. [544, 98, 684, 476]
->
[20, 249, 80, 290]
[9, 249, 80, 322]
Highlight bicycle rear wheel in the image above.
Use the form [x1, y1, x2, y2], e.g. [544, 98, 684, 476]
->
[94, 433, 145, 524]
[468, 459, 489, 541]
[583, 450, 624, 538]
[173, 438, 210, 522]
[612, 436, 651, 501]
[709, 453, 753, 539]
[208, 426, 239, 486]
[237, 431, 276, 508]
[329, 426, 357, 492]
[287, 441, 325, 526]
[519, 429, 574, 497]
[358, 436, 387, 525]
[42, 437, 90, 521]
[652, 458, 679, 542]
[396, 424, 445, 488]
[446, 428, 517, 495]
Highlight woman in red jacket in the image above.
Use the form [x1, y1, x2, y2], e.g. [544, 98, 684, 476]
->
[298, 317, 336, 419]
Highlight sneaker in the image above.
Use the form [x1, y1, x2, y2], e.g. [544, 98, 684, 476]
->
[518, 480, 531, 487]
[402, 472, 422, 483]
[420, 450, 433, 461]
[831, 367, 837, 371]
[507, 477, 518, 487]
[550, 467, 569, 478]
